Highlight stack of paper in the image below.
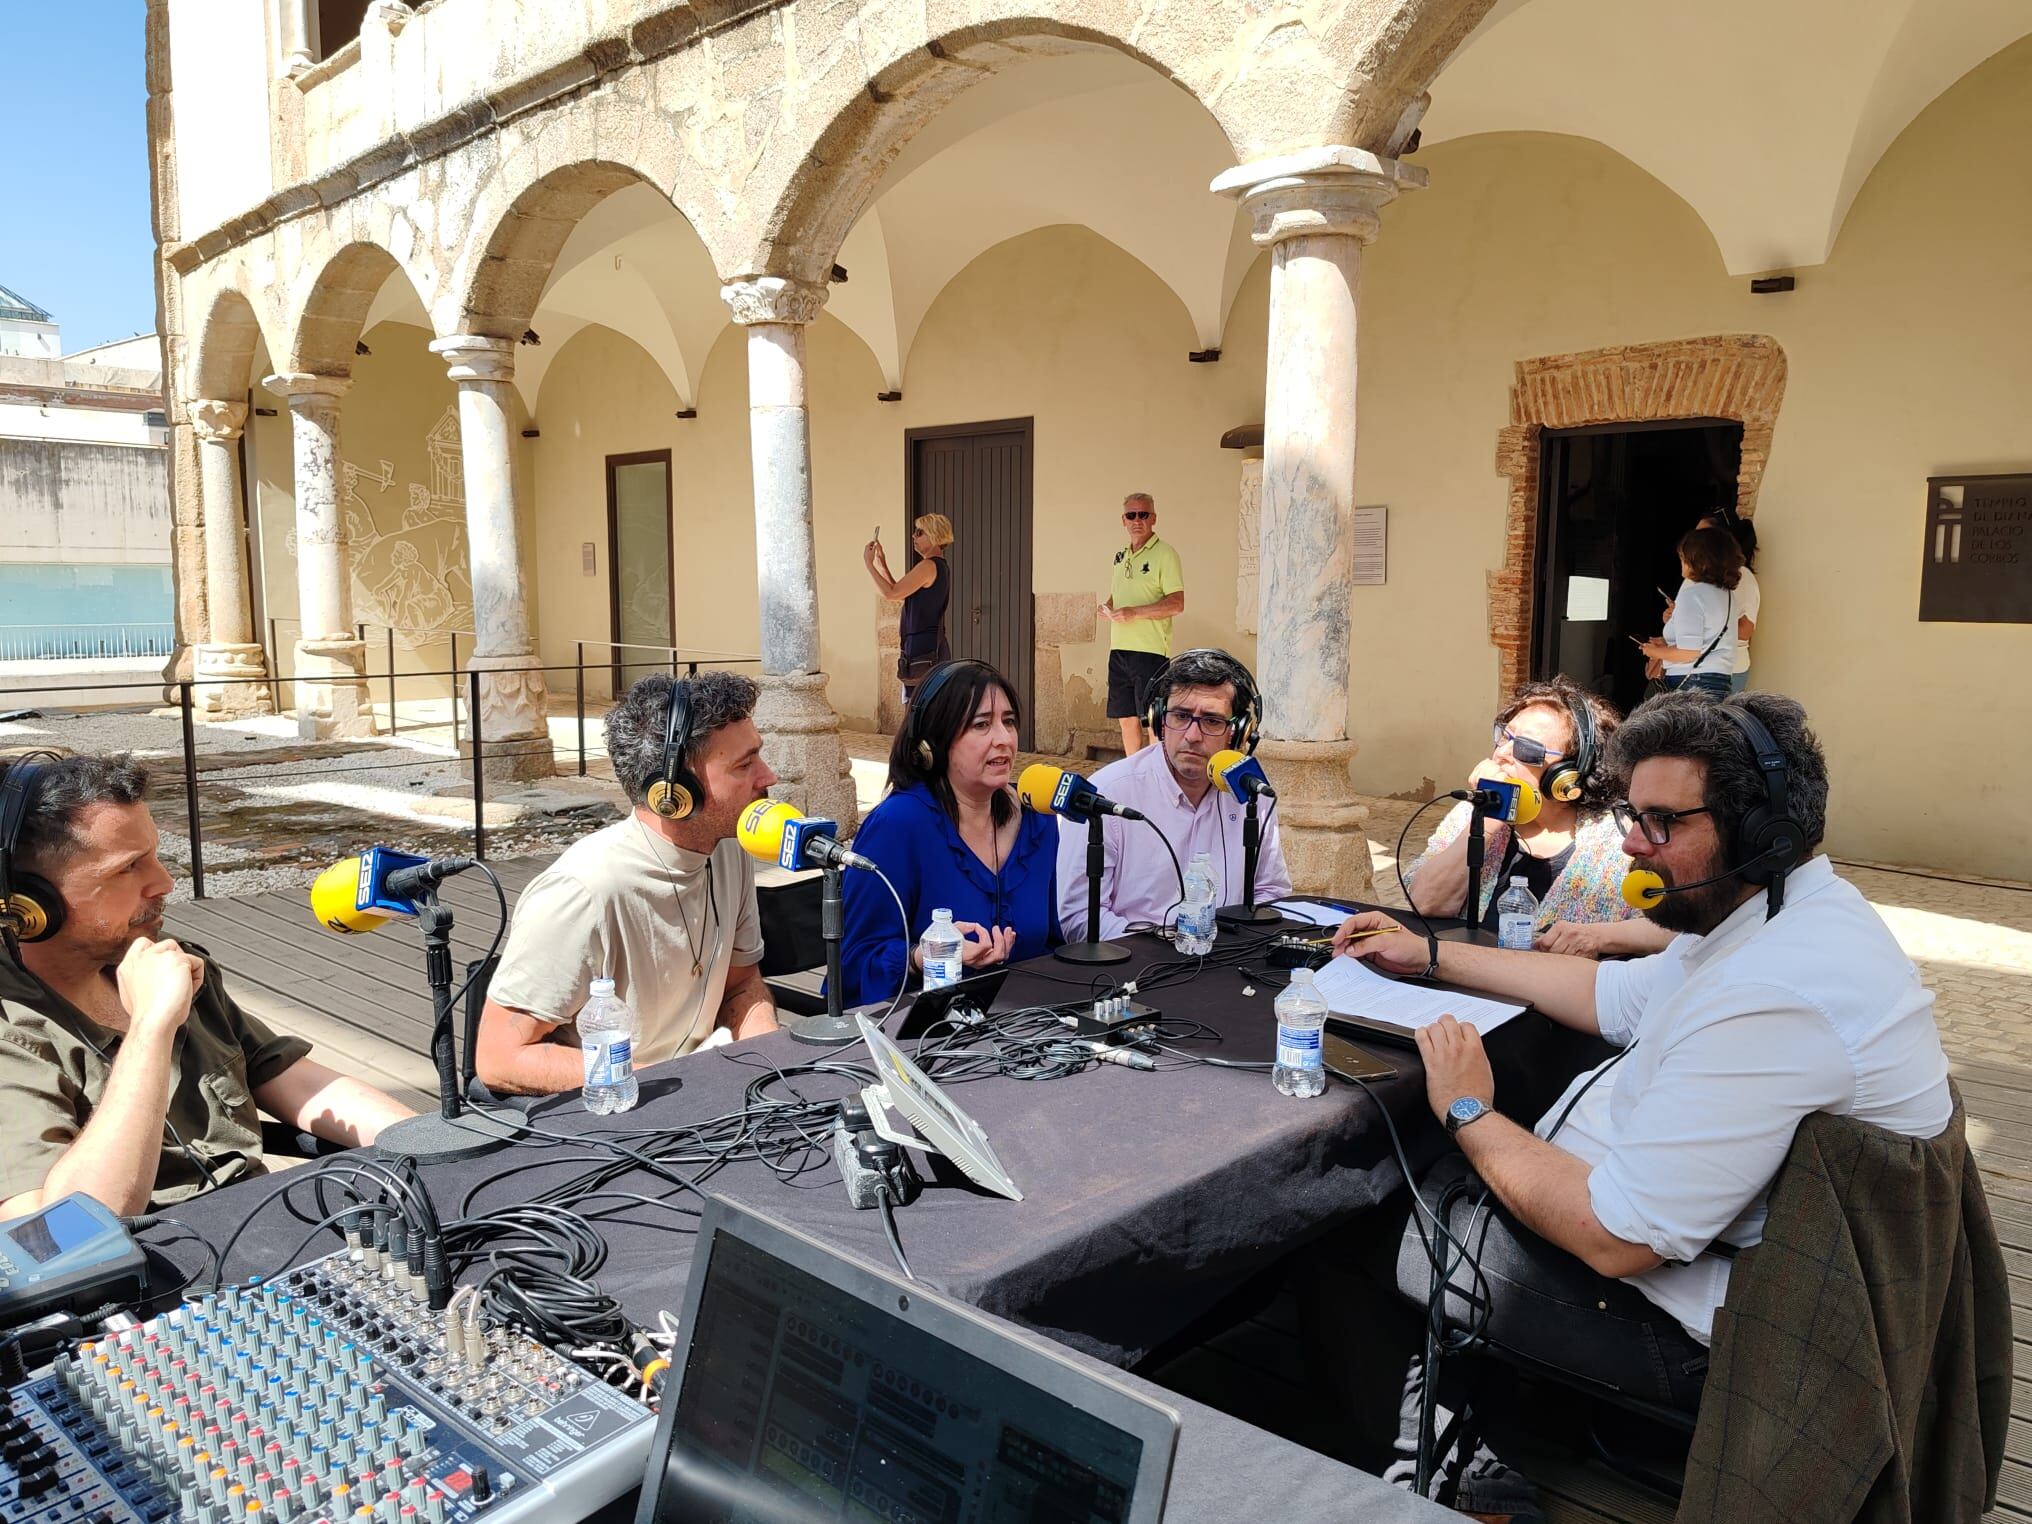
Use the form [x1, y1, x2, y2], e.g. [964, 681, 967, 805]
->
[1310, 955, 1525, 1036]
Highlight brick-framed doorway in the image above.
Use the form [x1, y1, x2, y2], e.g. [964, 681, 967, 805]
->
[1486, 335, 1788, 696]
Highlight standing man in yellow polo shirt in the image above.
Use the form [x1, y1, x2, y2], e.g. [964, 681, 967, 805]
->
[1101, 492, 1185, 754]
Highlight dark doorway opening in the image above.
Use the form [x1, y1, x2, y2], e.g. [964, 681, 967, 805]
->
[904, 419, 1035, 749]
[606, 450, 675, 696]
[1533, 420, 1742, 717]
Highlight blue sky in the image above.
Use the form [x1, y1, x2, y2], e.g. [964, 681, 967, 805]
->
[0, 3, 155, 353]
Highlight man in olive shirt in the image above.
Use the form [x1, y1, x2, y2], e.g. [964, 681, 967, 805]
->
[0, 753, 413, 1217]
[1102, 492, 1186, 754]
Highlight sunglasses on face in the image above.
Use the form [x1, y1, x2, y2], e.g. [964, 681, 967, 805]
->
[1611, 801, 1714, 846]
[1491, 722, 1568, 768]
[1123, 510, 1153, 521]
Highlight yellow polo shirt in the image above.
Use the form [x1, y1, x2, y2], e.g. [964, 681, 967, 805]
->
[1108, 535, 1184, 655]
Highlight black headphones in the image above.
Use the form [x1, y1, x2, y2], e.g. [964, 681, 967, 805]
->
[1541, 692, 1600, 806]
[907, 660, 978, 772]
[1717, 703, 1806, 900]
[0, 752, 65, 944]
[1142, 649, 1263, 753]
[644, 679, 701, 820]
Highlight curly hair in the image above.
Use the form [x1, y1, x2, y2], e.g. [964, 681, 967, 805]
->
[604, 671, 761, 806]
[1495, 677, 1624, 812]
[1607, 691, 1829, 862]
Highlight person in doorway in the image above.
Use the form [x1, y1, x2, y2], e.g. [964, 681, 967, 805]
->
[1698, 507, 1760, 693]
[837, 661, 1059, 1007]
[1054, 647, 1291, 939]
[1101, 493, 1185, 755]
[1310, 692, 1953, 1508]
[1404, 677, 1669, 959]
[865, 513, 953, 706]
[1638, 526, 1742, 696]
[0, 752, 414, 1216]
[474, 671, 778, 1094]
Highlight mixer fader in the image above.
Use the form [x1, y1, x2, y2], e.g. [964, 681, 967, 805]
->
[0, 1247, 653, 1523]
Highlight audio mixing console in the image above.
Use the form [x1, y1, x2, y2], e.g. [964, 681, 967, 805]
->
[0, 1244, 653, 1523]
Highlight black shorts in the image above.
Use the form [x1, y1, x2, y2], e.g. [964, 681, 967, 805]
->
[1106, 649, 1169, 720]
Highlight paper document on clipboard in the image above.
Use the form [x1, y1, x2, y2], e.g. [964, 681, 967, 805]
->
[1311, 956, 1526, 1036]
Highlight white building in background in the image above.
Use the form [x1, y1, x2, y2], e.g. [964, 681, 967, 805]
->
[0, 285, 61, 359]
[0, 287, 173, 699]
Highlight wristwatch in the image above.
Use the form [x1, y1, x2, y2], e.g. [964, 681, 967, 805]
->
[1445, 1096, 1492, 1135]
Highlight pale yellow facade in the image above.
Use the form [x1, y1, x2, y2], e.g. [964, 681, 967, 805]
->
[155, 0, 2032, 881]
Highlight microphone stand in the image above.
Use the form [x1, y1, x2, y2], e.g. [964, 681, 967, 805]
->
[786, 861, 860, 1045]
[1055, 812, 1130, 965]
[1438, 800, 1499, 947]
[376, 892, 528, 1162]
[1217, 792, 1285, 928]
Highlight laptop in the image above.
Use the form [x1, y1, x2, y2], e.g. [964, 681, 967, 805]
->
[636, 1198, 1180, 1523]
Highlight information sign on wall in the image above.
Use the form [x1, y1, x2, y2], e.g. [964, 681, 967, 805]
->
[1920, 473, 2032, 623]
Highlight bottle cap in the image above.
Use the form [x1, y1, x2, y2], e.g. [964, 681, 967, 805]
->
[1510, 876, 1527, 887]
[1291, 967, 1314, 983]
[590, 976, 616, 997]
[931, 907, 953, 922]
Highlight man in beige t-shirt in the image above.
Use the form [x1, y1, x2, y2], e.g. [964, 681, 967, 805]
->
[476, 672, 781, 1094]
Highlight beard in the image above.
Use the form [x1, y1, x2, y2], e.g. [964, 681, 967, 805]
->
[1642, 846, 1748, 936]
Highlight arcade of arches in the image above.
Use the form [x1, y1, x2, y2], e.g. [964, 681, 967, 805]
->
[153, 0, 2032, 882]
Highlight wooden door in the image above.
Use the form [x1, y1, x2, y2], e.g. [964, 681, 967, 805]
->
[905, 419, 1035, 748]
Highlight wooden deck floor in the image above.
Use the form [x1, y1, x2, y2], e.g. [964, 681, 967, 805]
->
[163, 862, 2032, 1521]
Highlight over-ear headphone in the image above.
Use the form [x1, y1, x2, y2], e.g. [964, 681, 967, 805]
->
[644, 679, 701, 820]
[1542, 692, 1600, 805]
[1143, 649, 1263, 753]
[0, 751, 66, 944]
[907, 661, 973, 772]
[1717, 703, 1805, 893]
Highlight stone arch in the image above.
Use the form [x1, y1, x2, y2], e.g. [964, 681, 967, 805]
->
[1485, 334, 1788, 697]
[285, 239, 429, 377]
[447, 146, 725, 341]
[190, 282, 280, 402]
[738, 0, 1491, 283]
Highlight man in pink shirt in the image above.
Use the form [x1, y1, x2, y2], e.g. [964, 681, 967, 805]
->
[1055, 648, 1292, 938]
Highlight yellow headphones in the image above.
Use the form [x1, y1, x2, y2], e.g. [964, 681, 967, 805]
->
[644, 679, 700, 820]
[0, 753, 65, 944]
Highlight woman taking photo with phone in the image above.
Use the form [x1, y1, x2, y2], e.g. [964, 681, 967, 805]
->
[864, 514, 953, 706]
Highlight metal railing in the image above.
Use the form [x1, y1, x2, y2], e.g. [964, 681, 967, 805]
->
[1, 642, 763, 900]
[0, 622, 176, 661]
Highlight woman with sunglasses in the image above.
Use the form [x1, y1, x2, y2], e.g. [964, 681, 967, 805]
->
[1405, 678, 1670, 957]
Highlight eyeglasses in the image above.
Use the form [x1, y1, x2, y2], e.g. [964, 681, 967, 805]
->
[1123, 510, 1153, 521]
[1611, 801, 1714, 846]
[1162, 708, 1238, 737]
[1491, 723, 1567, 768]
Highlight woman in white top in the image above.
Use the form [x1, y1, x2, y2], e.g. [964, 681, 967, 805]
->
[1638, 526, 1742, 697]
[1699, 509, 1760, 693]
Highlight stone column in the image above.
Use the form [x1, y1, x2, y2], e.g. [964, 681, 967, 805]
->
[1212, 148, 1425, 894]
[722, 277, 857, 833]
[279, 0, 316, 75]
[431, 336, 553, 781]
[263, 373, 377, 739]
[190, 400, 274, 715]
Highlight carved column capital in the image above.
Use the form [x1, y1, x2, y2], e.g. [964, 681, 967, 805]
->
[262, 372, 350, 409]
[190, 399, 248, 443]
[1211, 147, 1427, 248]
[428, 334, 516, 384]
[721, 277, 828, 327]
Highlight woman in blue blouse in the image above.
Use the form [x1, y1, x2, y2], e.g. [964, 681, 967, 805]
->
[838, 660, 1060, 1006]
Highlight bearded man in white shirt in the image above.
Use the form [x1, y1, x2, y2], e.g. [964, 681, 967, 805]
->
[1309, 691, 1951, 1501]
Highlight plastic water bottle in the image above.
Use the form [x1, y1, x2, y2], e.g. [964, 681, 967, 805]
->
[1175, 851, 1220, 956]
[919, 908, 965, 989]
[1496, 875, 1539, 951]
[1273, 968, 1328, 1098]
[579, 977, 639, 1114]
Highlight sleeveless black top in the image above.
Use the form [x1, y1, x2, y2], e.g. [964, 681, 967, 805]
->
[899, 556, 950, 660]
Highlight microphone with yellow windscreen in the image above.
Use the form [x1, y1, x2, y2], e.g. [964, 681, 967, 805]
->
[310, 854, 405, 933]
[1622, 869, 1668, 910]
[1464, 777, 1541, 826]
